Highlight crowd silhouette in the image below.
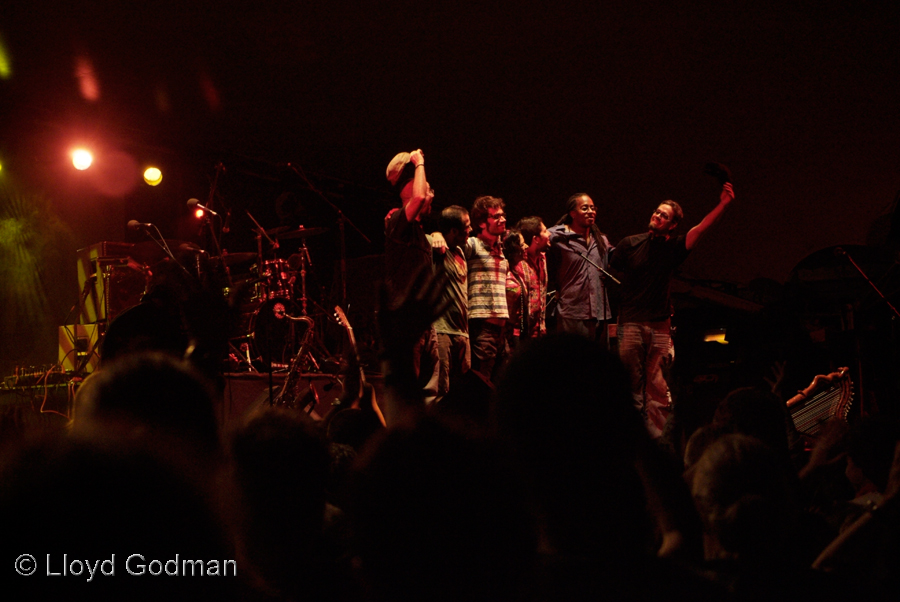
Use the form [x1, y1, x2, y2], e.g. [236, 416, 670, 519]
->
[2, 268, 899, 602]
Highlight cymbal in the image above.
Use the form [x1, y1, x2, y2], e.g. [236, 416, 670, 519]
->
[253, 225, 327, 239]
[275, 226, 328, 240]
[218, 252, 258, 265]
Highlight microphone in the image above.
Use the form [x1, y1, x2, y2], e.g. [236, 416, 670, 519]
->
[187, 198, 219, 216]
[127, 220, 153, 231]
[834, 247, 847, 257]
[703, 162, 732, 185]
[178, 243, 206, 255]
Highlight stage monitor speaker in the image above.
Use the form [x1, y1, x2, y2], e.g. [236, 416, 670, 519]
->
[77, 242, 148, 324]
[218, 372, 343, 432]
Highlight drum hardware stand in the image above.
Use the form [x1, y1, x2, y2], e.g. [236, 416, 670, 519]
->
[285, 162, 371, 309]
[227, 339, 258, 372]
[246, 210, 279, 293]
[247, 210, 279, 254]
[298, 239, 313, 316]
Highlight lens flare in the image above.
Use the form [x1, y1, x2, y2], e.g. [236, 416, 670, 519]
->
[75, 56, 100, 101]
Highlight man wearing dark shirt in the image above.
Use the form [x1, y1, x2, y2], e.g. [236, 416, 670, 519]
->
[384, 149, 439, 403]
[610, 182, 735, 438]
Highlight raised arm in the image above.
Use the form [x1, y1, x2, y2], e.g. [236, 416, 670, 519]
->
[685, 183, 734, 250]
[403, 149, 429, 222]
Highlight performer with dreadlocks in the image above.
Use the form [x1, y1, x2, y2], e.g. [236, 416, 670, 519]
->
[547, 193, 613, 343]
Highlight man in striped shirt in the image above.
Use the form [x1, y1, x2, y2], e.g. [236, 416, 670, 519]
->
[464, 196, 510, 384]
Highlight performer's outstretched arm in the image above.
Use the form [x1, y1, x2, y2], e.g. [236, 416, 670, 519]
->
[685, 183, 735, 250]
[403, 149, 429, 222]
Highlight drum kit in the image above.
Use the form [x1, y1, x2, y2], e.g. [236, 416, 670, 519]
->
[222, 224, 331, 373]
[107, 221, 333, 374]
[110, 162, 372, 378]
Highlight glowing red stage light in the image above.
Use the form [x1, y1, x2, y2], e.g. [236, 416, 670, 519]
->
[72, 149, 93, 170]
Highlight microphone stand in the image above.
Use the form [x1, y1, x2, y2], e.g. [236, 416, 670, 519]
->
[579, 252, 621, 285]
[835, 247, 900, 320]
[138, 224, 192, 278]
[285, 162, 370, 309]
[205, 164, 226, 258]
[578, 252, 618, 351]
[195, 163, 228, 286]
[834, 247, 900, 418]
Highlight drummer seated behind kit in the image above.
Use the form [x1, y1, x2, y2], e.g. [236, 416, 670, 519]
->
[383, 149, 440, 404]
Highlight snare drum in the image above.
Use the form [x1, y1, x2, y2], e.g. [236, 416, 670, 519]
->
[260, 259, 294, 299]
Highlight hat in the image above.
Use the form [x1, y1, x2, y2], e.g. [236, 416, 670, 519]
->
[386, 151, 417, 189]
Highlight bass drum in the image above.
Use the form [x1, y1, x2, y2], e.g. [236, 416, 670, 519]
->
[248, 298, 301, 369]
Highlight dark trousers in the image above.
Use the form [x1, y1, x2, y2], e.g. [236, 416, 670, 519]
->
[468, 319, 509, 385]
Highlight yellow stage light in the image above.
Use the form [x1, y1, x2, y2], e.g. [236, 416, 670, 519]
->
[143, 167, 162, 186]
[0, 34, 11, 79]
[194, 208, 205, 219]
[72, 149, 93, 170]
[703, 328, 729, 345]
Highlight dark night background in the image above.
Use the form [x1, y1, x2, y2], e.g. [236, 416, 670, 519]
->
[1, 1, 898, 380]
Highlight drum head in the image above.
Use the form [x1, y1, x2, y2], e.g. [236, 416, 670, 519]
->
[260, 259, 294, 299]
[249, 298, 300, 369]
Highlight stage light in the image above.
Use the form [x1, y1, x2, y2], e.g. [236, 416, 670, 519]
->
[703, 328, 729, 345]
[143, 167, 162, 186]
[72, 149, 93, 170]
[194, 208, 205, 219]
[0, 34, 10, 79]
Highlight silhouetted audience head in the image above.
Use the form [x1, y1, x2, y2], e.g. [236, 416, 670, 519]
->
[691, 434, 797, 562]
[0, 432, 236, 600]
[684, 424, 726, 474]
[496, 333, 650, 557]
[73, 351, 220, 457]
[349, 416, 535, 601]
[228, 407, 331, 598]
[326, 407, 383, 451]
[712, 387, 790, 456]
